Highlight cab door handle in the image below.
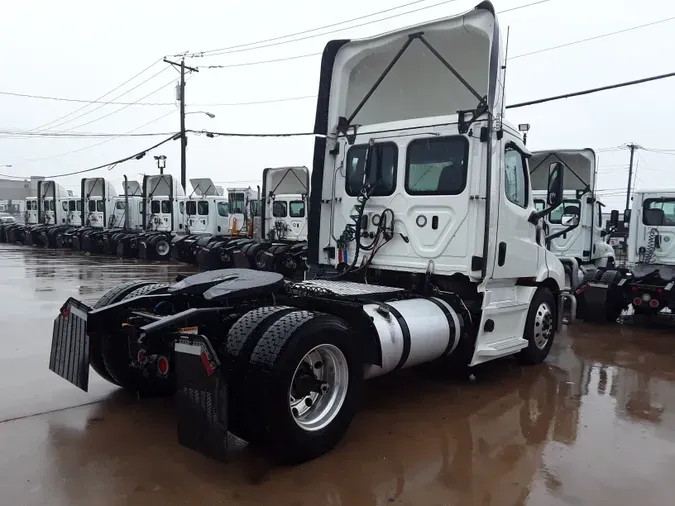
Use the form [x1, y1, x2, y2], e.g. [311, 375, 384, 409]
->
[498, 242, 507, 266]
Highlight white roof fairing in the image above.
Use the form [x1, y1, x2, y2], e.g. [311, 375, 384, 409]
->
[327, 1, 502, 131]
[530, 149, 597, 193]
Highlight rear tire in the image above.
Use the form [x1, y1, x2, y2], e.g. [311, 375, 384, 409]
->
[220, 306, 296, 440]
[518, 287, 556, 365]
[236, 311, 363, 464]
[89, 281, 156, 385]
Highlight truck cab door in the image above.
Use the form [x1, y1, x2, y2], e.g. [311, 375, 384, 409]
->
[492, 139, 539, 280]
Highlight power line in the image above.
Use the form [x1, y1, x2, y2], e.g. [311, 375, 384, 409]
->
[0, 130, 173, 139]
[0, 66, 172, 137]
[6, 134, 180, 179]
[509, 15, 675, 60]
[506, 70, 675, 109]
[200, 11, 675, 71]
[192, 95, 316, 107]
[182, 0, 453, 58]
[51, 77, 177, 134]
[190, 0, 553, 59]
[21, 110, 178, 163]
[20, 59, 164, 133]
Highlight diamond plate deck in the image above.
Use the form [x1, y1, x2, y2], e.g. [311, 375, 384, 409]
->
[293, 279, 404, 296]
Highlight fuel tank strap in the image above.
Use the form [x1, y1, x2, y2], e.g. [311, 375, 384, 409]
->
[380, 303, 411, 370]
[427, 297, 458, 356]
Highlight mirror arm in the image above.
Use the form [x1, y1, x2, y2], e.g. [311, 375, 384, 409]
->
[528, 203, 559, 225]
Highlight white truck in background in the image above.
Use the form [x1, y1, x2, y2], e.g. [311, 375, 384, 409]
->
[576, 189, 675, 322]
[530, 149, 615, 290]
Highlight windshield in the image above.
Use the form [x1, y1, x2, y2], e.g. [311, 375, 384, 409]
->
[228, 193, 245, 214]
[643, 198, 675, 226]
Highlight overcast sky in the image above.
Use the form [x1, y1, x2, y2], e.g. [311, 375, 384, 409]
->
[1, 0, 673, 210]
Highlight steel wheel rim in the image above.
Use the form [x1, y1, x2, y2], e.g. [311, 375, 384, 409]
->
[156, 240, 170, 256]
[289, 344, 349, 432]
[534, 302, 553, 349]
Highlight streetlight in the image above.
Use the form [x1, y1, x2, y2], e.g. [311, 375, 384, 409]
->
[154, 155, 167, 175]
[1, 164, 11, 168]
[185, 111, 216, 119]
[518, 124, 530, 145]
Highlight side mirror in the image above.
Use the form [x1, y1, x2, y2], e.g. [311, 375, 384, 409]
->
[547, 162, 565, 207]
[561, 214, 579, 227]
[623, 209, 631, 223]
[528, 161, 567, 225]
[609, 209, 619, 228]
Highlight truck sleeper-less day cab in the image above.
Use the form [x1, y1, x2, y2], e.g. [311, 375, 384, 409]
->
[170, 178, 233, 265]
[57, 177, 119, 251]
[28, 180, 75, 247]
[136, 174, 186, 260]
[577, 190, 675, 322]
[530, 149, 615, 289]
[189, 186, 263, 270]
[235, 166, 310, 277]
[48, 2, 572, 465]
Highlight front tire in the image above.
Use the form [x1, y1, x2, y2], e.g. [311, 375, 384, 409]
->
[236, 311, 363, 464]
[518, 287, 556, 365]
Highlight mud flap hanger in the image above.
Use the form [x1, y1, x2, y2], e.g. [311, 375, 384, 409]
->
[336, 32, 489, 142]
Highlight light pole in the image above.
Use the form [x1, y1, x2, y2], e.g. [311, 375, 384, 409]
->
[154, 155, 167, 175]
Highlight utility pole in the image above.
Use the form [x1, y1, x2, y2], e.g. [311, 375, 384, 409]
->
[625, 143, 640, 211]
[163, 58, 198, 192]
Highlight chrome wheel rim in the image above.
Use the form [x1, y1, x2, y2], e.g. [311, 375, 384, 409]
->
[289, 344, 349, 432]
[534, 302, 554, 349]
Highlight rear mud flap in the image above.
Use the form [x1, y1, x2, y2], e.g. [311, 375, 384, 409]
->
[174, 335, 228, 461]
[49, 298, 92, 391]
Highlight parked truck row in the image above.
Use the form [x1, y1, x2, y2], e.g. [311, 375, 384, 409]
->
[0, 168, 310, 278]
[30, 1, 670, 469]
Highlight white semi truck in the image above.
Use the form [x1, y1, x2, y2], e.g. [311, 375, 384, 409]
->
[49, 1, 572, 466]
[530, 149, 615, 289]
[576, 189, 675, 322]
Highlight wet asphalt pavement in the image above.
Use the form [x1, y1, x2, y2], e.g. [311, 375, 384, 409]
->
[1, 243, 675, 506]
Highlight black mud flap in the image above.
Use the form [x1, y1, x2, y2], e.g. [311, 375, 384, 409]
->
[49, 298, 92, 391]
[174, 335, 228, 461]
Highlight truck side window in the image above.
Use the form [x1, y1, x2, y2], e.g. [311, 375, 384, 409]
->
[198, 201, 209, 215]
[186, 201, 196, 215]
[96, 200, 105, 212]
[534, 199, 546, 212]
[161, 200, 171, 214]
[290, 201, 305, 218]
[346, 142, 397, 197]
[643, 198, 675, 226]
[179, 202, 185, 214]
[273, 201, 288, 218]
[116, 201, 126, 210]
[549, 200, 580, 224]
[69, 201, 76, 211]
[406, 136, 468, 195]
[217, 202, 229, 217]
[88, 201, 96, 212]
[62, 201, 68, 212]
[597, 203, 603, 227]
[504, 148, 528, 208]
[151, 201, 160, 214]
